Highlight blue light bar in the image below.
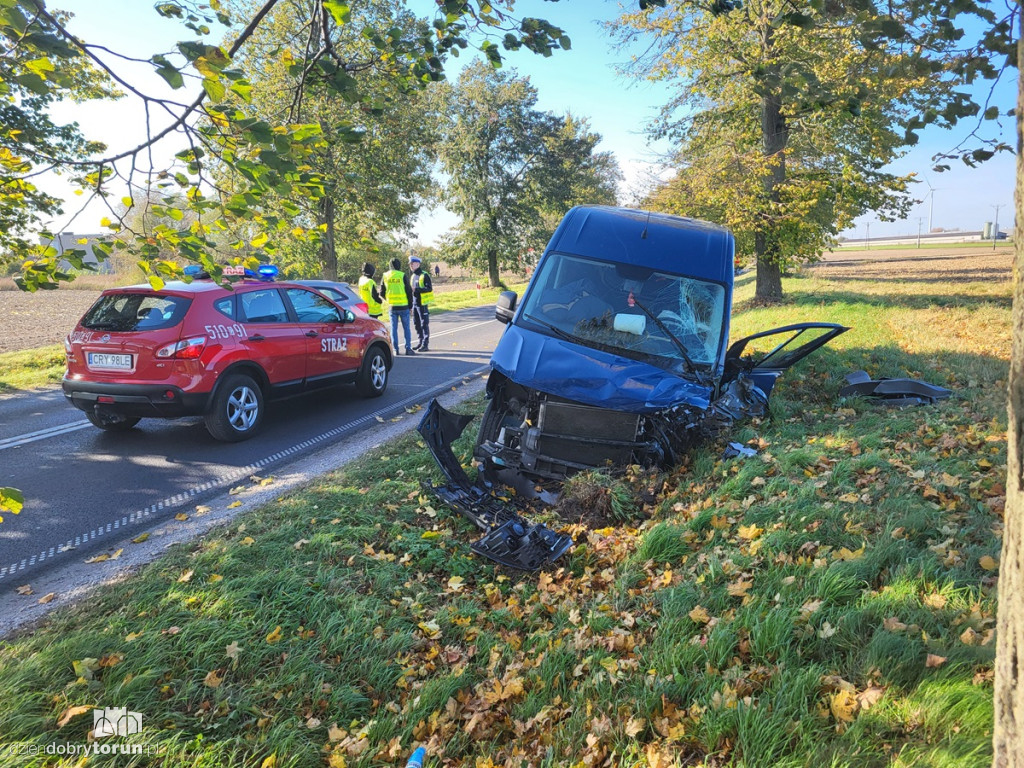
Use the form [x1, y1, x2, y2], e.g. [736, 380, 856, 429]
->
[183, 264, 203, 276]
[258, 264, 279, 280]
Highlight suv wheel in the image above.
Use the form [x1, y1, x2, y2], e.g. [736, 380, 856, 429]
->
[205, 373, 264, 441]
[86, 412, 141, 432]
[356, 346, 388, 398]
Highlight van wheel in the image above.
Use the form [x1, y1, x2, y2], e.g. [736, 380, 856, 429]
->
[205, 373, 264, 441]
[356, 347, 388, 398]
[86, 412, 141, 432]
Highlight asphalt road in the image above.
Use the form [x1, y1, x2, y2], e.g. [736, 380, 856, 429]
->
[0, 305, 504, 583]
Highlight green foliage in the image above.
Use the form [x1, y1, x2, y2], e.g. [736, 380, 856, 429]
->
[616, 0, 1012, 301]
[433, 61, 619, 287]
[1, 1, 572, 290]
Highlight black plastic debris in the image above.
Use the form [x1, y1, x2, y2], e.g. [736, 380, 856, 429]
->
[417, 400, 573, 570]
[840, 370, 952, 407]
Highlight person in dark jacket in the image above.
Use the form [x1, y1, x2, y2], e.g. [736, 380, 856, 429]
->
[380, 257, 415, 354]
[409, 255, 433, 351]
[357, 262, 384, 319]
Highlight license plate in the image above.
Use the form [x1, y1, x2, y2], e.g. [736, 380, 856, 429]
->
[87, 352, 133, 370]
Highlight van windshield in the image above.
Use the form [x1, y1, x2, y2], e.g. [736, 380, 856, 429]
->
[518, 252, 727, 370]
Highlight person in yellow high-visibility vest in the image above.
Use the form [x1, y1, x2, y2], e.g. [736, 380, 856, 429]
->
[380, 257, 415, 355]
[357, 262, 384, 319]
[409, 254, 433, 351]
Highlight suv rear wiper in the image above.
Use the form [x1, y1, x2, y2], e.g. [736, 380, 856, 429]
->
[629, 295, 708, 384]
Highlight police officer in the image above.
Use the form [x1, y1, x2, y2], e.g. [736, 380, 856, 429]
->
[380, 257, 415, 355]
[409, 254, 432, 351]
[357, 262, 384, 319]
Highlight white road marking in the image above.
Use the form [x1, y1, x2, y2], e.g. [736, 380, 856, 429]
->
[0, 420, 91, 450]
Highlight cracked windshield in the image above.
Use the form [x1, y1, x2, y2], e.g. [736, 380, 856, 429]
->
[520, 252, 727, 371]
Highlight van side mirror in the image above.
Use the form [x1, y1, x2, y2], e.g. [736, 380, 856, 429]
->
[495, 291, 517, 324]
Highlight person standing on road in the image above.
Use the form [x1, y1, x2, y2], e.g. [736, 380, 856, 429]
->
[380, 257, 415, 355]
[409, 255, 433, 351]
[357, 262, 384, 319]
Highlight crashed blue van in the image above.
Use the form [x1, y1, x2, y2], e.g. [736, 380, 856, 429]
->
[419, 205, 846, 568]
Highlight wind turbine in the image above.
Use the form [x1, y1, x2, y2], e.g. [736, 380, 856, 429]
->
[923, 177, 943, 233]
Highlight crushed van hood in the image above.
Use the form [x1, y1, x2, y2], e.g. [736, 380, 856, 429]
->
[490, 324, 714, 412]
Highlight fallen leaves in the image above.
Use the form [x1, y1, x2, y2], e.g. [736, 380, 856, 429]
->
[37, 592, 56, 604]
[56, 704, 92, 728]
[265, 626, 284, 644]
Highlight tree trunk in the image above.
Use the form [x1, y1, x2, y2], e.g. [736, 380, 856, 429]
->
[753, 57, 787, 305]
[487, 247, 500, 287]
[992, 12, 1024, 766]
[319, 195, 337, 280]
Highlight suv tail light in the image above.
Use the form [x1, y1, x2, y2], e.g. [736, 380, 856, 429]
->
[356, 302, 369, 315]
[156, 336, 207, 360]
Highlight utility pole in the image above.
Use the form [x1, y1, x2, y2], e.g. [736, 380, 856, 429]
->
[865, 222, 870, 250]
[916, 217, 924, 249]
[993, 204, 1003, 250]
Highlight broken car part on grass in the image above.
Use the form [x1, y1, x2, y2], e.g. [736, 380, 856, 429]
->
[840, 370, 952, 407]
[418, 206, 849, 569]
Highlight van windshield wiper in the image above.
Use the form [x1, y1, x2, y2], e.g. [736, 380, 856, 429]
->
[522, 313, 581, 344]
[629, 295, 708, 383]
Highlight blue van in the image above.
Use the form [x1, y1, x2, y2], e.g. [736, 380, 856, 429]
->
[419, 206, 846, 566]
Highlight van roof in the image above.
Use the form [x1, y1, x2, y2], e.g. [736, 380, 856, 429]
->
[548, 206, 735, 285]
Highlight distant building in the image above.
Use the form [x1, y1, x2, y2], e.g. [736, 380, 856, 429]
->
[41, 232, 113, 273]
[837, 229, 1008, 248]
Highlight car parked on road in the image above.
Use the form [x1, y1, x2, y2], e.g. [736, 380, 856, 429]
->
[62, 266, 393, 441]
[293, 279, 369, 316]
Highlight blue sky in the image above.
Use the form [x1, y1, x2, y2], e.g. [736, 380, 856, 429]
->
[43, 0, 1017, 244]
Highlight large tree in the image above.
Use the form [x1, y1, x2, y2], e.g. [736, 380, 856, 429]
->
[614, 0, 963, 302]
[434, 60, 619, 287]
[223, 0, 437, 281]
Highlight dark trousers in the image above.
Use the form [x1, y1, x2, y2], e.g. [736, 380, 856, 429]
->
[413, 303, 430, 346]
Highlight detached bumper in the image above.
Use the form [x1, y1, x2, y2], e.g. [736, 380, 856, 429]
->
[417, 399, 573, 570]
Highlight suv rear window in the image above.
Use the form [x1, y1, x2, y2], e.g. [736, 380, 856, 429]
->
[81, 293, 191, 332]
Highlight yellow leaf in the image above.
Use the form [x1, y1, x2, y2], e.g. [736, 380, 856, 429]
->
[195, 505, 212, 515]
[979, 555, 998, 571]
[131, 533, 150, 544]
[834, 544, 865, 561]
[830, 689, 859, 722]
[421, 531, 441, 539]
[837, 492, 860, 503]
[240, 536, 255, 546]
[177, 569, 194, 583]
[204, 669, 224, 688]
[727, 580, 752, 598]
[57, 704, 92, 728]
[266, 625, 283, 644]
[447, 576, 465, 592]
[175, 513, 189, 521]
[328, 754, 347, 768]
[328, 723, 346, 742]
[228, 501, 242, 509]
[85, 553, 110, 564]
[737, 524, 763, 540]
[229, 485, 246, 495]
[125, 631, 143, 642]
[923, 593, 947, 609]
[210, 574, 224, 582]
[16, 584, 33, 596]
[688, 605, 710, 624]
[38, 592, 56, 604]
[260, 755, 277, 768]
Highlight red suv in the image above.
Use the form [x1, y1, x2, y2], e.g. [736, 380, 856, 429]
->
[62, 269, 393, 441]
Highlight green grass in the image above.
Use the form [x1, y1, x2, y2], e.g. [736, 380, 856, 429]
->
[0, 264, 1007, 767]
[0, 345, 66, 394]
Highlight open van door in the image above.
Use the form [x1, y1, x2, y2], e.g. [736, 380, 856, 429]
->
[721, 323, 849, 397]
